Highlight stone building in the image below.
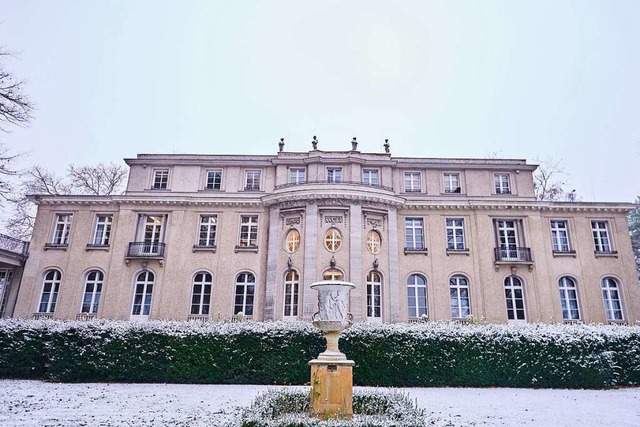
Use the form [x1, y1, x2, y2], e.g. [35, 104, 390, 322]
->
[10, 142, 640, 324]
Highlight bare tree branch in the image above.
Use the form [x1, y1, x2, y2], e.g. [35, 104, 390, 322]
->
[533, 158, 569, 201]
[68, 162, 127, 195]
[0, 49, 34, 132]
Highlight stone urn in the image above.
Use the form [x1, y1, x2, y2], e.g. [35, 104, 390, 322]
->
[310, 281, 355, 361]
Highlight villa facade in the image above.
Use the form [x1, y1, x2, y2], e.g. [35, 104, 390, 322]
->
[10, 143, 640, 324]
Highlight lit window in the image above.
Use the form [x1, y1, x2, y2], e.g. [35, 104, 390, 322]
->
[39, 270, 61, 313]
[591, 221, 612, 253]
[407, 274, 427, 319]
[446, 218, 465, 251]
[405, 218, 424, 250]
[239, 215, 258, 247]
[322, 268, 343, 281]
[324, 228, 342, 252]
[198, 215, 217, 247]
[131, 271, 154, 318]
[504, 276, 526, 321]
[234, 272, 255, 316]
[205, 170, 222, 190]
[327, 167, 342, 183]
[558, 276, 580, 321]
[52, 214, 73, 245]
[366, 271, 382, 320]
[494, 173, 511, 194]
[450, 275, 470, 318]
[366, 230, 382, 254]
[285, 229, 301, 253]
[362, 169, 379, 186]
[92, 215, 113, 246]
[191, 272, 212, 315]
[81, 270, 103, 314]
[283, 270, 299, 318]
[601, 277, 624, 321]
[290, 168, 306, 184]
[404, 172, 421, 192]
[444, 173, 461, 193]
[244, 170, 262, 191]
[550, 220, 570, 252]
[152, 169, 169, 189]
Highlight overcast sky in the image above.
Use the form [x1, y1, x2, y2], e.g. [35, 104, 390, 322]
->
[1, 1, 639, 202]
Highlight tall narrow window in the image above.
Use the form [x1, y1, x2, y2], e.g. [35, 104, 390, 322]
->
[326, 167, 342, 183]
[592, 221, 612, 253]
[131, 271, 154, 319]
[558, 276, 580, 321]
[446, 218, 465, 251]
[404, 172, 421, 192]
[283, 270, 299, 318]
[367, 271, 382, 321]
[234, 272, 255, 316]
[152, 169, 169, 189]
[198, 215, 218, 247]
[405, 218, 424, 250]
[362, 169, 379, 186]
[290, 168, 306, 184]
[81, 270, 103, 314]
[52, 214, 73, 245]
[494, 173, 511, 194]
[495, 220, 520, 260]
[239, 215, 258, 247]
[443, 173, 461, 193]
[324, 228, 342, 252]
[92, 215, 113, 246]
[366, 230, 382, 254]
[450, 275, 470, 318]
[504, 276, 526, 321]
[601, 277, 624, 321]
[244, 170, 262, 191]
[0, 269, 13, 316]
[205, 170, 222, 190]
[285, 229, 301, 253]
[135, 214, 165, 255]
[550, 220, 570, 252]
[407, 274, 427, 319]
[191, 272, 212, 315]
[39, 270, 61, 313]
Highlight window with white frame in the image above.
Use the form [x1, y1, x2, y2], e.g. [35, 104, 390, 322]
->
[234, 272, 255, 316]
[289, 168, 306, 184]
[198, 215, 218, 247]
[601, 277, 624, 321]
[152, 169, 169, 189]
[191, 272, 212, 315]
[131, 271, 154, 319]
[558, 276, 580, 321]
[446, 218, 465, 250]
[92, 215, 113, 246]
[404, 172, 421, 192]
[135, 214, 166, 255]
[238, 215, 258, 247]
[39, 269, 61, 313]
[324, 228, 342, 252]
[450, 275, 470, 318]
[51, 213, 73, 245]
[366, 271, 382, 321]
[405, 218, 424, 250]
[322, 268, 343, 281]
[494, 173, 511, 194]
[550, 220, 570, 252]
[407, 274, 427, 319]
[205, 170, 222, 190]
[504, 276, 526, 321]
[283, 270, 299, 318]
[495, 219, 524, 260]
[244, 170, 262, 191]
[444, 173, 461, 193]
[285, 229, 301, 253]
[0, 269, 13, 316]
[326, 167, 342, 183]
[362, 169, 379, 186]
[81, 270, 103, 314]
[366, 230, 382, 254]
[591, 221, 613, 253]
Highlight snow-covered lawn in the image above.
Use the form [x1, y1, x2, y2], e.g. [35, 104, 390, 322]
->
[0, 380, 638, 426]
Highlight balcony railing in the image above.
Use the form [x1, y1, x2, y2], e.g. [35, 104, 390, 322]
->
[0, 233, 30, 261]
[494, 247, 532, 263]
[275, 180, 394, 192]
[127, 242, 166, 258]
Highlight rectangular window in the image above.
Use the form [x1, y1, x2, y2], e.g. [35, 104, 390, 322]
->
[244, 170, 262, 191]
[205, 170, 222, 190]
[494, 219, 531, 262]
[362, 169, 379, 186]
[592, 221, 612, 253]
[92, 215, 113, 246]
[152, 169, 169, 189]
[446, 218, 465, 250]
[405, 218, 424, 250]
[494, 173, 511, 194]
[290, 168, 306, 184]
[550, 220, 570, 252]
[130, 214, 166, 256]
[198, 215, 218, 247]
[404, 172, 421, 192]
[444, 173, 461, 193]
[326, 167, 342, 183]
[52, 214, 73, 245]
[239, 215, 259, 247]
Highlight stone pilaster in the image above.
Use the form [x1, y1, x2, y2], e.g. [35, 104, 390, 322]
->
[349, 204, 363, 321]
[303, 204, 319, 319]
[264, 206, 280, 320]
[387, 206, 400, 322]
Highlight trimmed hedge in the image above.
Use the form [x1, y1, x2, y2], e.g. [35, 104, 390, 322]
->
[1, 319, 639, 388]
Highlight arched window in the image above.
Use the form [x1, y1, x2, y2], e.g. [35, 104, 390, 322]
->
[191, 272, 212, 315]
[324, 228, 342, 252]
[39, 269, 61, 313]
[504, 276, 526, 321]
[407, 274, 427, 319]
[283, 270, 300, 319]
[234, 272, 255, 316]
[132, 271, 154, 319]
[366, 230, 382, 254]
[558, 276, 580, 321]
[601, 277, 624, 321]
[81, 270, 103, 314]
[450, 275, 470, 319]
[322, 268, 344, 281]
[285, 229, 301, 253]
[367, 271, 382, 321]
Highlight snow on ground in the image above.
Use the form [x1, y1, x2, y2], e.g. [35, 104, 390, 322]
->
[0, 380, 639, 426]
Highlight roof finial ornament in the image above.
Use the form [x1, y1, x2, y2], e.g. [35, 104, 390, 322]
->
[384, 139, 390, 154]
[351, 137, 358, 151]
[279, 138, 285, 152]
[312, 135, 318, 150]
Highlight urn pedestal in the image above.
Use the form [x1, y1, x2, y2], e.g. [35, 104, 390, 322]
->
[308, 281, 355, 420]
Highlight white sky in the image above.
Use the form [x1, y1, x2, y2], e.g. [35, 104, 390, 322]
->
[1, 1, 639, 202]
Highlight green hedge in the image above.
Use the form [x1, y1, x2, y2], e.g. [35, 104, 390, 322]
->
[1, 319, 639, 388]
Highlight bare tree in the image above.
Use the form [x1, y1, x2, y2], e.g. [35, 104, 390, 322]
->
[0, 49, 34, 132]
[628, 196, 640, 279]
[533, 158, 568, 201]
[68, 163, 127, 195]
